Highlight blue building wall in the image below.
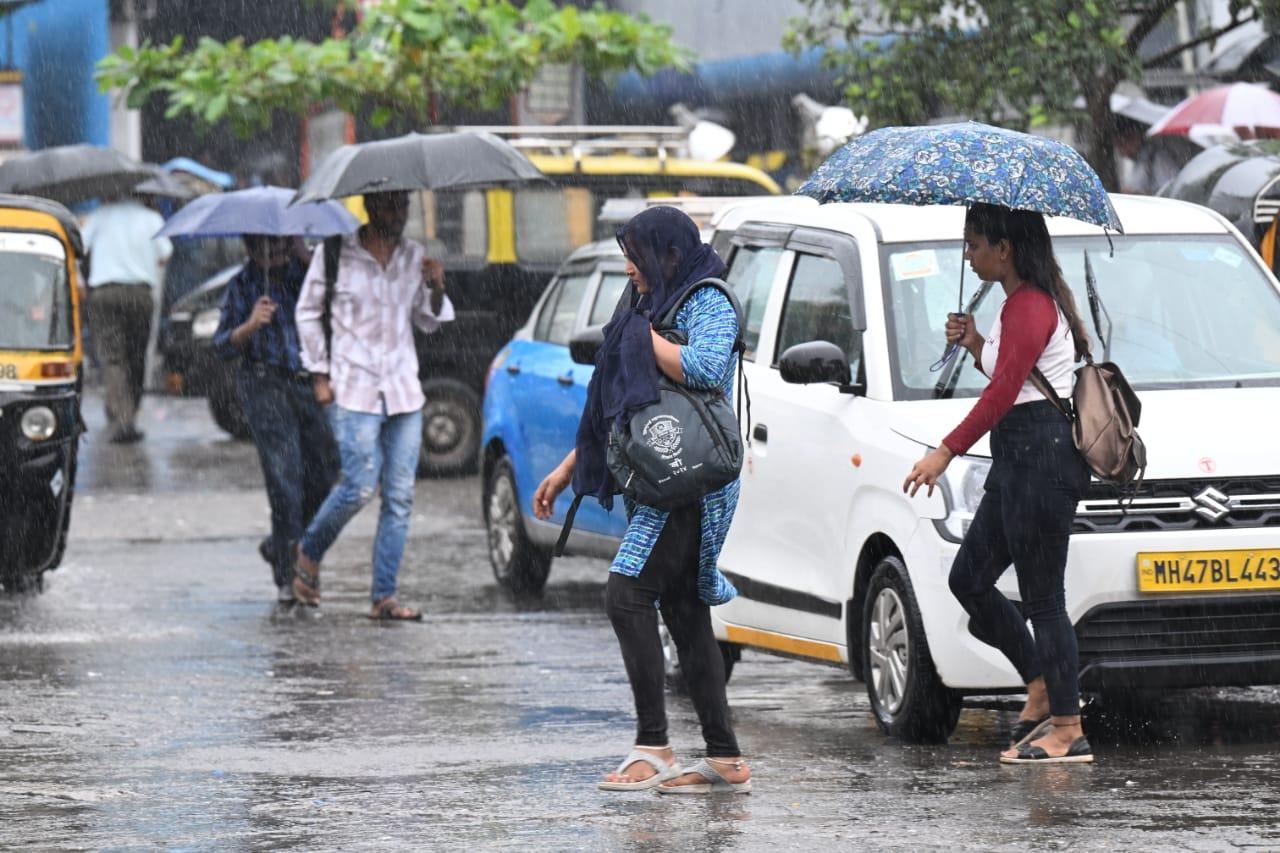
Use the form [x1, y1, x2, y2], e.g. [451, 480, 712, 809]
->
[4, 0, 110, 150]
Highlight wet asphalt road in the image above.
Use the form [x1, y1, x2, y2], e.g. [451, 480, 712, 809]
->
[2, 391, 1279, 851]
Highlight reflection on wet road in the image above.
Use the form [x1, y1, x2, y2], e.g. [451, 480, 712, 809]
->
[2, 392, 1278, 850]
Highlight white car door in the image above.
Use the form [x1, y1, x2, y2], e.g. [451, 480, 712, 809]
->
[719, 229, 868, 649]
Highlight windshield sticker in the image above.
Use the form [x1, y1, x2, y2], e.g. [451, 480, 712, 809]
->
[1213, 246, 1244, 268]
[892, 250, 941, 281]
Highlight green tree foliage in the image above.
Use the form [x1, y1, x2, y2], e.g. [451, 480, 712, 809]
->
[786, 0, 1280, 188]
[97, 0, 689, 137]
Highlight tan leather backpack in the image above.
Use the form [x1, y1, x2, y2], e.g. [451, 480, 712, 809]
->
[1031, 359, 1146, 485]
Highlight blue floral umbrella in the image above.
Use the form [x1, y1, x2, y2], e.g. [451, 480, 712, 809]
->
[798, 122, 1121, 373]
[796, 121, 1123, 232]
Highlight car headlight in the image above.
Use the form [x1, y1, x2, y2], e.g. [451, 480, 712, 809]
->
[192, 308, 221, 340]
[20, 406, 56, 441]
[933, 453, 992, 543]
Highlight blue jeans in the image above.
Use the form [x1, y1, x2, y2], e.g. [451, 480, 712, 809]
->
[238, 367, 338, 587]
[300, 403, 423, 602]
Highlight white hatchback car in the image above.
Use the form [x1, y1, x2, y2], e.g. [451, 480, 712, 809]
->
[704, 194, 1280, 742]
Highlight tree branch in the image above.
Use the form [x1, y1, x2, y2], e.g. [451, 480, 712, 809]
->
[1126, 0, 1181, 55]
[1140, 10, 1258, 69]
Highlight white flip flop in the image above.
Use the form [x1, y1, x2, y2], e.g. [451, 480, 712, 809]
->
[598, 747, 682, 792]
[656, 758, 752, 795]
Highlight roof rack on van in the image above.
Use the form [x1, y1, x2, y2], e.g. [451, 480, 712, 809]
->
[453, 125, 692, 167]
[598, 196, 752, 229]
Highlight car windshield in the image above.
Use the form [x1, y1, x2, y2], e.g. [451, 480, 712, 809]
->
[0, 233, 73, 351]
[882, 235, 1280, 399]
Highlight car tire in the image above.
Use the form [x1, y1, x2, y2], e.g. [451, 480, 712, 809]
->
[0, 567, 42, 595]
[662, 622, 739, 694]
[419, 379, 480, 477]
[484, 456, 552, 595]
[208, 375, 250, 440]
[862, 556, 962, 743]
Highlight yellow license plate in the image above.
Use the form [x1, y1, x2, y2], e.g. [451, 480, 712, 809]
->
[1137, 549, 1280, 593]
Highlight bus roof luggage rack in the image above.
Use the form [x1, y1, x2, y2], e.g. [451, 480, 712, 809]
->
[452, 125, 693, 165]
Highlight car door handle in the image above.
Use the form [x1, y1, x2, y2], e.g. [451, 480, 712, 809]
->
[753, 423, 768, 443]
[557, 373, 574, 386]
[505, 363, 521, 375]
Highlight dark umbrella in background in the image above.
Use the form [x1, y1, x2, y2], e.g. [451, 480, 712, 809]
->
[0, 144, 154, 205]
[291, 131, 545, 204]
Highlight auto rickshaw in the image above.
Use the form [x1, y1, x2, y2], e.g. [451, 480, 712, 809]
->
[1159, 139, 1280, 260]
[0, 194, 84, 593]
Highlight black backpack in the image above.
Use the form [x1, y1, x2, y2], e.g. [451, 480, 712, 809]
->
[555, 278, 749, 557]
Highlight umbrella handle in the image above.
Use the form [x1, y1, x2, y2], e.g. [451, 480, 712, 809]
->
[928, 313, 965, 373]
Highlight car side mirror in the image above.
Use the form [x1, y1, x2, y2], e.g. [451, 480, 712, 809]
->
[779, 340, 853, 387]
[569, 326, 604, 365]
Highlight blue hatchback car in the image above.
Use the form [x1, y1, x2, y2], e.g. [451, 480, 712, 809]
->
[480, 240, 632, 593]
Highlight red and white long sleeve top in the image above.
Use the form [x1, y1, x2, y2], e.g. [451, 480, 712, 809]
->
[942, 285, 1075, 456]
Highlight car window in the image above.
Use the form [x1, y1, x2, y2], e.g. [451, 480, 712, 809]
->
[532, 277, 563, 342]
[589, 272, 630, 326]
[724, 245, 784, 361]
[535, 272, 591, 346]
[883, 235, 1280, 398]
[775, 253, 862, 374]
[515, 187, 595, 264]
[420, 189, 487, 261]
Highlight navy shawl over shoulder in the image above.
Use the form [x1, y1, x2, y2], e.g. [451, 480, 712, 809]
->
[572, 206, 728, 508]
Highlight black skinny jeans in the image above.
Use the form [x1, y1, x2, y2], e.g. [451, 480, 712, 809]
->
[948, 400, 1090, 718]
[605, 504, 740, 757]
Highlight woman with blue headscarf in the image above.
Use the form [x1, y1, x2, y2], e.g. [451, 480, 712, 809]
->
[533, 207, 752, 795]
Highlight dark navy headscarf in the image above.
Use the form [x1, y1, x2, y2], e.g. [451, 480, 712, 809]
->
[572, 206, 728, 509]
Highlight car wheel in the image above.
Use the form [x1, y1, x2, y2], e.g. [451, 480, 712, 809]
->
[0, 568, 43, 595]
[484, 456, 551, 595]
[662, 621, 738, 693]
[208, 375, 250, 440]
[863, 556, 961, 743]
[419, 379, 480, 477]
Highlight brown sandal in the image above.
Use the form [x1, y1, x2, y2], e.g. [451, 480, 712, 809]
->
[369, 598, 422, 621]
[292, 545, 321, 606]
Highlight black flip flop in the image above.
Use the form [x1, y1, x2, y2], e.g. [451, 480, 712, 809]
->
[1000, 735, 1094, 765]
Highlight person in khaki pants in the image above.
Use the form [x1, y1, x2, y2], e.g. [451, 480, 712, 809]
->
[82, 195, 171, 443]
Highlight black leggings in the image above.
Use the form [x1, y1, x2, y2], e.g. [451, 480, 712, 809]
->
[604, 504, 740, 757]
[948, 401, 1090, 718]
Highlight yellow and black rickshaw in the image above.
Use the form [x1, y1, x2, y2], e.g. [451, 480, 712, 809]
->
[0, 194, 84, 593]
[401, 127, 781, 475]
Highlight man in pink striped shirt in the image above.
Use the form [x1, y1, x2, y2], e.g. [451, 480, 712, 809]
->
[292, 191, 455, 619]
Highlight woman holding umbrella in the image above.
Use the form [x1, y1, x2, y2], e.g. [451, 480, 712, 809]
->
[800, 122, 1121, 764]
[902, 203, 1094, 764]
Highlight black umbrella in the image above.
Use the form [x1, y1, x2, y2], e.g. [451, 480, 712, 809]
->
[291, 131, 544, 204]
[0, 144, 154, 205]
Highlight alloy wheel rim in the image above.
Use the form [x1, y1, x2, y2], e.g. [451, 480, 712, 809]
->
[425, 409, 462, 451]
[486, 474, 517, 571]
[868, 586, 910, 715]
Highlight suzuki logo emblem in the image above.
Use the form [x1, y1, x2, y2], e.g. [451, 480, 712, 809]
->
[1192, 487, 1230, 522]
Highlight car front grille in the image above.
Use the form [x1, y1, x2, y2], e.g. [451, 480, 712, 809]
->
[1073, 477, 1280, 534]
[1075, 597, 1280, 663]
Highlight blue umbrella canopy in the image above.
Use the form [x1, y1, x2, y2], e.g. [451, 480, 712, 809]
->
[796, 122, 1123, 233]
[156, 186, 359, 238]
